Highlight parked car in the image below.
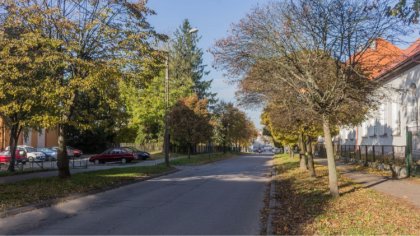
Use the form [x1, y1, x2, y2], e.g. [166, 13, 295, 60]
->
[68, 146, 83, 157]
[89, 148, 135, 165]
[50, 146, 75, 158]
[36, 147, 57, 161]
[0, 150, 28, 164]
[122, 147, 150, 160]
[6, 145, 46, 162]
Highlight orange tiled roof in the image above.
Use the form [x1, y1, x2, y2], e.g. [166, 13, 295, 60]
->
[404, 38, 420, 57]
[358, 38, 420, 79]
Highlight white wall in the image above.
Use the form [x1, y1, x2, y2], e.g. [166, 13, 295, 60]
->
[339, 63, 420, 147]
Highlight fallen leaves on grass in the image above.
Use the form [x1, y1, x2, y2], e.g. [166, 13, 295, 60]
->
[272, 154, 420, 235]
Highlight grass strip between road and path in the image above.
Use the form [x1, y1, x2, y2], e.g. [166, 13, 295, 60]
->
[0, 164, 174, 213]
[271, 154, 420, 235]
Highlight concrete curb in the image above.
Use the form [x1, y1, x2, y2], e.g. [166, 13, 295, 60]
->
[266, 165, 278, 235]
[0, 168, 179, 219]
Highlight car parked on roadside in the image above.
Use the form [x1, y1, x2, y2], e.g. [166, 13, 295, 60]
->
[68, 146, 83, 157]
[122, 147, 150, 160]
[0, 150, 28, 164]
[36, 147, 57, 161]
[89, 148, 135, 165]
[6, 145, 46, 162]
[50, 146, 75, 158]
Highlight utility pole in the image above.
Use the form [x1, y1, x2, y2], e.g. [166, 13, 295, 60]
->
[164, 54, 170, 167]
[163, 27, 199, 167]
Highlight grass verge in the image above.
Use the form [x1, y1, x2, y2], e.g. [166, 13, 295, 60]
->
[0, 164, 173, 213]
[272, 154, 420, 235]
[169, 152, 237, 166]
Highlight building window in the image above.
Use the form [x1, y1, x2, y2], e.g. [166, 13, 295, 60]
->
[392, 102, 401, 135]
[407, 83, 418, 126]
[375, 104, 386, 136]
[361, 121, 368, 137]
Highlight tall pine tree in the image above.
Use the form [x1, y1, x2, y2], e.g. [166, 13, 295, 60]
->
[170, 19, 217, 104]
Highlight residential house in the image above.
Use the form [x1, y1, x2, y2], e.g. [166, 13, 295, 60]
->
[339, 38, 420, 149]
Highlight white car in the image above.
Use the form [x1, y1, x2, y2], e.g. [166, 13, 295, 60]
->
[6, 145, 46, 162]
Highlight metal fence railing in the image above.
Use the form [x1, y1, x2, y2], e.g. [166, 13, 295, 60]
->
[339, 145, 406, 166]
[315, 144, 414, 177]
[0, 156, 88, 173]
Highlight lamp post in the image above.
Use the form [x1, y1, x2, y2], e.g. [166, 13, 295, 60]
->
[164, 28, 199, 167]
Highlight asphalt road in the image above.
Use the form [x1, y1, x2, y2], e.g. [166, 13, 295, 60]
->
[0, 154, 272, 235]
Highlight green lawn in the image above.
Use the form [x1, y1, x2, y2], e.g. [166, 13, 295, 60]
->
[271, 154, 420, 235]
[0, 165, 173, 212]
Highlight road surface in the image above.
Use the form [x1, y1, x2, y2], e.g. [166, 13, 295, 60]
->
[0, 154, 272, 235]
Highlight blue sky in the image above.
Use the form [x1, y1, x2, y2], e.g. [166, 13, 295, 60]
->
[147, 0, 269, 130]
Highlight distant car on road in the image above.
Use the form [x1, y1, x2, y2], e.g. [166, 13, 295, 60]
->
[36, 147, 57, 161]
[89, 148, 135, 165]
[122, 147, 150, 160]
[6, 145, 46, 162]
[0, 150, 28, 164]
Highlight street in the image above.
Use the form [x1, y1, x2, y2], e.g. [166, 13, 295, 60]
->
[0, 154, 272, 235]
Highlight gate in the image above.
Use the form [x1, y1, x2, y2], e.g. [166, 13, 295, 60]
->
[407, 126, 420, 176]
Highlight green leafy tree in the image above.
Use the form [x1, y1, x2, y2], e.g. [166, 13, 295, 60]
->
[169, 95, 213, 158]
[0, 10, 65, 172]
[213, 102, 258, 152]
[1, 0, 164, 178]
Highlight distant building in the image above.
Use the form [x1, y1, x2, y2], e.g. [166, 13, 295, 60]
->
[0, 119, 58, 149]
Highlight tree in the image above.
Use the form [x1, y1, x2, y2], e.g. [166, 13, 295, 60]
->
[171, 19, 217, 104]
[0, 0, 164, 178]
[169, 95, 213, 158]
[388, 0, 420, 24]
[0, 9, 65, 172]
[212, 0, 405, 196]
[213, 102, 258, 152]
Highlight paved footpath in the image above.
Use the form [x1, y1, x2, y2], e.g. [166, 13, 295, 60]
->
[0, 158, 168, 184]
[315, 158, 420, 208]
[0, 154, 272, 235]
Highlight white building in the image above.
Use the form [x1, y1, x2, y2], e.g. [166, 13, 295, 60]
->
[339, 38, 420, 148]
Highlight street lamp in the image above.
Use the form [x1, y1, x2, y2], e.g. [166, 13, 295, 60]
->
[164, 27, 199, 167]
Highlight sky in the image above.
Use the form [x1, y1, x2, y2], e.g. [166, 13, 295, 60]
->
[147, 0, 269, 130]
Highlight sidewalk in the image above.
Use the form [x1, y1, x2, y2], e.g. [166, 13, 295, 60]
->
[315, 158, 420, 208]
[0, 158, 166, 184]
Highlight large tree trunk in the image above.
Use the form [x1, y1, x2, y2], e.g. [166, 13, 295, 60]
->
[7, 125, 21, 172]
[188, 143, 191, 159]
[57, 124, 70, 178]
[306, 136, 316, 177]
[322, 116, 339, 197]
[298, 133, 308, 170]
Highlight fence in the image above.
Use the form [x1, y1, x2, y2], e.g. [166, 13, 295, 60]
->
[314, 143, 340, 159]
[339, 145, 406, 166]
[120, 142, 163, 153]
[170, 143, 250, 155]
[339, 144, 414, 178]
[120, 142, 251, 155]
[0, 156, 88, 173]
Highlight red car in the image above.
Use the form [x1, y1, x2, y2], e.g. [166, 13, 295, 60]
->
[89, 148, 135, 165]
[71, 147, 83, 157]
[0, 150, 28, 164]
